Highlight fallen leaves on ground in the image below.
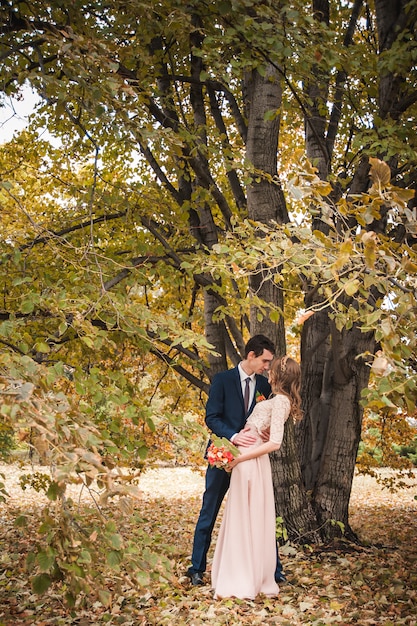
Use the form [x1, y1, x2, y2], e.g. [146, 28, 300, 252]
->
[0, 463, 416, 625]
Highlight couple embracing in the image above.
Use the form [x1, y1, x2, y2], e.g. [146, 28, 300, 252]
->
[187, 334, 302, 600]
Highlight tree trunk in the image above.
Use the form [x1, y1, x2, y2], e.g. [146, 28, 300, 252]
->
[243, 64, 287, 353]
[204, 294, 228, 377]
[272, 417, 320, 544]
[243, 63, 315, 536]
[298, 308, 332, 492]
[310, 323, 375, 540]
[244, 66, 287, 224]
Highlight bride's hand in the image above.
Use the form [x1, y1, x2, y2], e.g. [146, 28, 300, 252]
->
[228, 455, 242, 470]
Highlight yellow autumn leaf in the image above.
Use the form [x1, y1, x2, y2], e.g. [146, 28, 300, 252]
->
[369, 157, 391, 187]
[361, 230, 379, 245]
[390, 186, 415, 207]
[330, 599, 345, 610]
[364, 245, 377, 268]
[316, 180, 332, 196]
[344, 279, 360, 296]
[402, 259, 417, 273]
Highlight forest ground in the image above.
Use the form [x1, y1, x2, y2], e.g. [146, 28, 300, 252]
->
[0, 461, 416, 626]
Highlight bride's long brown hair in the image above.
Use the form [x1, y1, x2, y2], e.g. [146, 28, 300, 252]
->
[269, 355, 303, 421]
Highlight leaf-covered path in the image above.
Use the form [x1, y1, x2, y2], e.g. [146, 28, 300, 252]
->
[1, 463, 416, 625]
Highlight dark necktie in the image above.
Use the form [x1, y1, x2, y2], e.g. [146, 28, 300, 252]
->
[244, 377, 251, 413]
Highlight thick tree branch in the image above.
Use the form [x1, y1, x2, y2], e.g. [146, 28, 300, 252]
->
[326, 0, 363, 157]
[167, 74, 248, 142]
[137, 141, 182, 204]
[20, 211, 127, 250]
[207, 86, 247, 210]
[149, 347, 210, 394]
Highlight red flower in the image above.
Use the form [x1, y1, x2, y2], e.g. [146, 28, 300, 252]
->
[207, 437, 240, 471]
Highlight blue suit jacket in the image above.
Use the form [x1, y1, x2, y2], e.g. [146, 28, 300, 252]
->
[205, 366, 271, 441]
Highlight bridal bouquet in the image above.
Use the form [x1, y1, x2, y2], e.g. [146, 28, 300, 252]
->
[207, 437, 240, 471]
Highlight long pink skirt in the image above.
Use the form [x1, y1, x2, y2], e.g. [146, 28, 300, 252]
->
[211, 440, 279, 600]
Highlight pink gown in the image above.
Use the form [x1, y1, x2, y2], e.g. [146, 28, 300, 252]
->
[211, 394, 290, 600]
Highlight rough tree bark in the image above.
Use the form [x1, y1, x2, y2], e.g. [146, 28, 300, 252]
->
[243, 64, 287, 353]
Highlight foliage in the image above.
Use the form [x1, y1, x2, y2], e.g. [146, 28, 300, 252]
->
[395, 437, 417, 467]
[358, 409, 417, 472]
[0, 423, 15, 460]
[0, 472, 7, 503]
[275, 516, 288, 543]
[0, 353, 206, 601]
[0, 0, 417, 600]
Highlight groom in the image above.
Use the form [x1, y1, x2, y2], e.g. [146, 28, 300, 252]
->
[186, 334, 286, 586]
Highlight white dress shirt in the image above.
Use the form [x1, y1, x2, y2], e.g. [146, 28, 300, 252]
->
[230, 364, 255, 442]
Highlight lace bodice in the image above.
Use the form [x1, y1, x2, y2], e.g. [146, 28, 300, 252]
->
[246, 394, 291, 444]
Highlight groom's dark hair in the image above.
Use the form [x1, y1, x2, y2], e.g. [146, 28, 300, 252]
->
[244, 334, 275, 358]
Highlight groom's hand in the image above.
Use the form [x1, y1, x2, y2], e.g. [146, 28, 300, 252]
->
[233, 426, 257, 447]
[260, 427, 270, 442]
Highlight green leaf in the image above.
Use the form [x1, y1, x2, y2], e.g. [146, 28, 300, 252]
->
[12, 276, 32, 286]
[20, 299, 35, 314]
[269, 309, 281, 323]
[78, 550, 92, 564]
[32, 573, 52, 594]
[46, 481, 65, 501]
[137, 446, 149, 460]
[106, 550, 123, 568]
[107, 533, 123, 550]
[81, 336, 95, 349]
[37, 550, 56, 572]
[34, 341, 50, 353]
[135, 570, 150, 587]
[146, 417, 155, 432]
[211, 436, 240, 457]
[344, 279, 360, 296]
[98, 589, 112, 607]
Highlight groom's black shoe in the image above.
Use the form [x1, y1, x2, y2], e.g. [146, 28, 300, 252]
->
[188, 571, 204, 586]
[275, 573, 287, 584]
